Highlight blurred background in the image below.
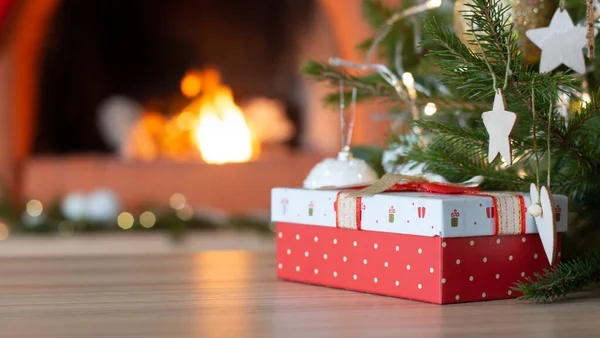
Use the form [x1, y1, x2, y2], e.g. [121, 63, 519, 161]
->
[0, 0, 392, 255]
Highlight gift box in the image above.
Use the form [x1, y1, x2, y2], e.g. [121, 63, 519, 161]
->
[272, 184, 568, 304]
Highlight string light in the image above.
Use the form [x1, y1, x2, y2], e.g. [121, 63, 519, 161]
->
[117, 212, 134, 229]
[0, 222, 9, 240]
[428, 0, 442, 8]
[169, 193, 187, 210]
[26, 200, 43, 217]
[402, 72, 415, 87]
[424, 102, 438, 116]
[582, 93, 592, 108]
[402, 72, 417, 101]
[140, 211, 157, 228]
[177, 205, 194, 221]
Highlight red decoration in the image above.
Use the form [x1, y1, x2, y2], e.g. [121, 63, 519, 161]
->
[276, 222, 561, 304]
[486, 206, 495, 219]
[418, 206, 427, 218]
[389, 206, 396, 223]
[450, 209, 460, 228]
[344, 182, 481, 194]
[308, 201, 315, 217]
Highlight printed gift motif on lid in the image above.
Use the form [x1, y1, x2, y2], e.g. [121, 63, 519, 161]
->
[450, 209, 460, 228]
[555, 205, 562, 222]
[418, 205, 427, 219]
[389, 206, 396, 223]
[486, 206, 495, 219]
[281, 198, 289, 215]
[308, 201, 315, 217]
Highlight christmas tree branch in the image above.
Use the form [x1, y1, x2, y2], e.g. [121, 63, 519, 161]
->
[514, 250, 600, 303]
[302, 60, 398, 102]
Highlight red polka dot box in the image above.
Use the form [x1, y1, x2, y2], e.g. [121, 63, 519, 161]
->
[272, 187, 568, 304]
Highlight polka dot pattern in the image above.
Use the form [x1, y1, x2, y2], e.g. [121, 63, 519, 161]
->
[275, 223, 560, 304]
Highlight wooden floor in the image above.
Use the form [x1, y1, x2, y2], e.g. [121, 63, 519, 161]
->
[1, 251, 599, 338]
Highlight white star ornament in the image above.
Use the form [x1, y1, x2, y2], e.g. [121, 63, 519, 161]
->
[482, 90, 517, 165]
[526, 9, 596, 74]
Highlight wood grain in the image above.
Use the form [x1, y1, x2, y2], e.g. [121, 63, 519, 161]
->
[0, 251, 598, 338]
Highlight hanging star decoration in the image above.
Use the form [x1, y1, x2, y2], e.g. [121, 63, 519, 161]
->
[482, 89, 517, 165]
[526, 9, 596, 74]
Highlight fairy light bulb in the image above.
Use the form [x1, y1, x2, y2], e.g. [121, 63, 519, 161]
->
[582, 92, 591, 108]
[427, 0, 442, 8]
[402, 72, 417, 100]
[402, 72, 415, 88]
[424, 102, 437, 116]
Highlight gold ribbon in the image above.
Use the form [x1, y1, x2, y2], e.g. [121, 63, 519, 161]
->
[336, 174, 431, 230]
[476, 192, 525, 235]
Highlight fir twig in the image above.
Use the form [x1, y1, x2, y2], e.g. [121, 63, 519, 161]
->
[514, 250, 600, 303]
[302, 60, 398, 102]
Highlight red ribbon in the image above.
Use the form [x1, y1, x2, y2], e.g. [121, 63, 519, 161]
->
[337, 182, 482, 194]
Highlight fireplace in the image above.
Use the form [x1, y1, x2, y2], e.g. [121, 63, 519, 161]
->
[0, 0, 391, 216]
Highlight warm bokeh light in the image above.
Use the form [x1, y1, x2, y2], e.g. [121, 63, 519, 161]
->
[180, 70, 203, 98]
[424, 102, 437, 116]
[428, 0, 442, 8]
[117, 212, 134, 229]
[582, 93, 592, 108]
[26, 200, 43, 217]
[170, 193, 187, 210]
[0, 222, 9, 240]
[177, 205, 194, 221]
[402, 72, 415, 88]
[140, 211, 157, 228]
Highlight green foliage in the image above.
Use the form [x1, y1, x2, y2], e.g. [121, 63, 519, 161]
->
[514, 249, 600, 302]
[0, 195, 270, 241]
[302, 60, 397, 105]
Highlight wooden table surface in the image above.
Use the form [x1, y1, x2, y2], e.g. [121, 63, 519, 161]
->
[1, 251, 599, 338]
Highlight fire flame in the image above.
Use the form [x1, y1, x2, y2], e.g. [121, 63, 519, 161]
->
[193, 88, 254, 164]
[123, 68, 258, 164]
[186, 69, 256, 164]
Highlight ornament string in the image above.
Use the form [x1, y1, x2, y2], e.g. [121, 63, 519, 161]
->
[559, 0, 565, 11]
[531, 84, 541, 194]
[547, 101, 553, 187]
[338, 79, 358, 155]
[339, 79, 346, 152]
[587, 0, 595, 59]
[471, 21, 512, 92]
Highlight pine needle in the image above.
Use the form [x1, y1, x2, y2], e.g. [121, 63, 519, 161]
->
[513, 250, 600, 303]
